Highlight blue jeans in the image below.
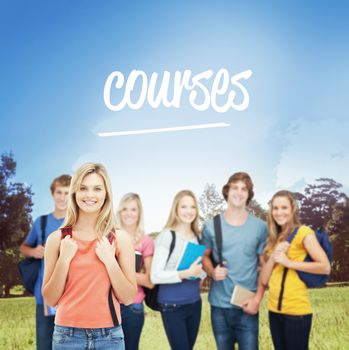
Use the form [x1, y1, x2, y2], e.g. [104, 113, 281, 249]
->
[269, 311, 312, 350]
[159, 299, 201, 350]
[36, 303, 55, 350]
[211, 305, 258, 350]
[120, 303, 144, 350]
[52, 325, 125, 350]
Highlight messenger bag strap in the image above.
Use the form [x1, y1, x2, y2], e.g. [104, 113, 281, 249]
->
[213, 214, 223, 266]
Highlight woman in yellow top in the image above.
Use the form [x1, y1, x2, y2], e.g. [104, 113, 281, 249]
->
[261, 190, 330, 350]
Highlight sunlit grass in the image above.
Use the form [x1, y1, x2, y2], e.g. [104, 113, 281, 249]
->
[1, 287, 348, 349]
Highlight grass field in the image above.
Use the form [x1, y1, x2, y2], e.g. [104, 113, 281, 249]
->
[1, 287, 348, 349]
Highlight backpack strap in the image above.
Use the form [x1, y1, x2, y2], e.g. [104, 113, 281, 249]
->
[107, 230, 120, 327]
[107, 229, 122, 327]
[286, 227, 299, 244]
[108, 232, 115, 244]
[277, 267, 288, 311]
[167, 231, 176, 264]
[213, 214, 223, 266]
[277, 227, 298, 311]
[108, 287, 120, 327]
[40, 215, 48, 245]
[61, 226, 73, 238]
[32, 215, 48, 283]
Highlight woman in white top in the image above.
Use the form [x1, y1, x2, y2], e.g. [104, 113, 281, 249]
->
[151, 190, 205, 350]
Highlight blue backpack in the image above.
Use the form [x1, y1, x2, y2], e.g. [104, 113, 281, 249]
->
[277, 227, 333, 311]
[18, 215, 47, 295]
[287, 227, 333, 288]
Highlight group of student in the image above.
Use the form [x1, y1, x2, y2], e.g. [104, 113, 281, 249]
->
[20, 163, 331, 350]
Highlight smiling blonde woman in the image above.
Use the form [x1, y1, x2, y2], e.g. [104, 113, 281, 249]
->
[261, 190, 331, 350]
[115, 193, 154, 350]
[151, 190, 205, 350]
[42, 163, 137, 350]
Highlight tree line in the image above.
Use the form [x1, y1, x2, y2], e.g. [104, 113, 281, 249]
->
[1, 152, 348, 297]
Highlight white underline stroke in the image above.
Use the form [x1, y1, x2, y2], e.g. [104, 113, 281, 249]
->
[98, 122, 230, 137]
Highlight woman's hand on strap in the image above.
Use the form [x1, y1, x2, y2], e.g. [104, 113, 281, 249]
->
[95, 236, 116, 266]
[274, 241, 290, 254]
[273, 250, 290, 267]
[59, 236, 78, 263]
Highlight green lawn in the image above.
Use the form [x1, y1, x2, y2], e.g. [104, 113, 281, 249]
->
[1, 287, 348, 349]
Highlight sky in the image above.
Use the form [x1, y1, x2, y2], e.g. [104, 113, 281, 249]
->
[1, 1, 349, 232]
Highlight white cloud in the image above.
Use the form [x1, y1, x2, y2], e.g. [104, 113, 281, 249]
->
[66, 117, 349, 232]
[276, 118, 349, 189]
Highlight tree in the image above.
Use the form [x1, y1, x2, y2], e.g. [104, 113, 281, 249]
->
[199, 183, 267, 223]
[295, 178, 349, 282]
[247, 199, 267, 221]
[199, 183, 226, 224]
[0, 152, 33, 297]
[325, 197, 349, 281]
[297, 178, 346, 230]
[0, 249, 23, 297]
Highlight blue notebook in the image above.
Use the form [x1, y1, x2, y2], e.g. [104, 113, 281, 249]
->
[176, 242, 206, 271]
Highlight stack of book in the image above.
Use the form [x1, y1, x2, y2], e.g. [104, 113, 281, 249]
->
[230, 285, 256, 308]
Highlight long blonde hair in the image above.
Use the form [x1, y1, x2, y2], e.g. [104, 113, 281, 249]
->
[164, 190, 200, 236]
[116, 193, 145, 244]
[265, 190, 301, 255]
[63, 163, 116, 237]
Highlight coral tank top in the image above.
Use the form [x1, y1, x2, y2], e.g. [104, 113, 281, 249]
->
[55, 232, 121, 328]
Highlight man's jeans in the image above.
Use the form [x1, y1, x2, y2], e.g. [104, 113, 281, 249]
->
[36, 304, 55, 350]
[211, 305, 258, 350]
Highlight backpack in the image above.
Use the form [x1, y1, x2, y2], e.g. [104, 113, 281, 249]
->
[277, 227, 333, 311]
[61, 227, 120, 326]
[18, 215, 47, 295]
[287, 227, 333, 288]
[144, 231, 176, 311]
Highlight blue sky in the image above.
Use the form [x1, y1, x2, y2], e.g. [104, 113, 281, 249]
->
[1, 1, 349, 231]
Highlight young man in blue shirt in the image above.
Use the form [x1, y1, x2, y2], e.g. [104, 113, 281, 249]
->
[202, 172, 267, 350]
[20, 174, 71, 350]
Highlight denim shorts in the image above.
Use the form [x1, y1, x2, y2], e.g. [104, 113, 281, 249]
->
[52, 325, 125, 350]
